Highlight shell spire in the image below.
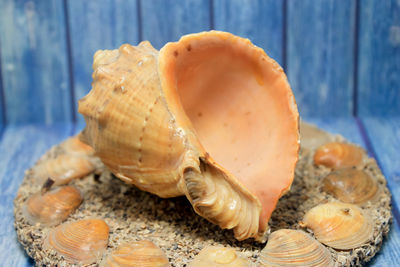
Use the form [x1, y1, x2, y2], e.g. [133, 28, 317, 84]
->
[79, 31, 299, 241]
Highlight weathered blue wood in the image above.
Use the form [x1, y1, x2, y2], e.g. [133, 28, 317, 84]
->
[0, 123, 73, 266]
[367, 215, 400, 266]
[357, 0, 400, 116]
[0, 48, 5, 126]
[213, 0, 284, 65]
[140, 0, 211, 49]
[0, 0, 73, 124]
[361, 118, 400, 211]
[67, 0, 140, 124]
[360, 117, 400, 266]
[287, 0, 356, 117]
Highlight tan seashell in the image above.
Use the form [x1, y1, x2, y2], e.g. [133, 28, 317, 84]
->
[23, 186, 82, 226]
[43, 219, 109, 264]
[259, 229, 334, 267]
[78, 31, 299, 241]
[322, 168, 379, 204]
[188, 246, 251, 267]
[61, 133, 94, 156]
[314, 142, 364, 169]
[102, 240, 170, 267]
[301, 202, 373, 250]
[32, 154, 95, 185]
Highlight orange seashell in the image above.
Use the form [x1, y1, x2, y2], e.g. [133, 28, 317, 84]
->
[43, 219, 109, 264]
[259, 229, 334, 267]
[301, 202, 373, 250]
[61, 133, 94, 156]
[32, 154, 95, 185]
[322, 168, 379, 204]
[23, 186, 82, 226]
[102, 240, 170, 267]
[314, 142, 364, 169]
[78, 31, 299, 241]
[189, 246, 250, 267]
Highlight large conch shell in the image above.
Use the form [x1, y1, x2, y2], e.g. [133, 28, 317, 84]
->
[78, 31, 299, 241]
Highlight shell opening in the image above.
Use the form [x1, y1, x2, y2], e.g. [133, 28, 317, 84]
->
[160, 31, 299, 227]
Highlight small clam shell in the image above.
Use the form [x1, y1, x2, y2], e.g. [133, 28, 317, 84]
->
[322, 168, 379, 204]
[61, 134, 94, 156]
[102, 240, 170, 267]
[259, 229, 334, 267]
[301, 202, 373, 250]
[43, 219, 109, 264]
[188, 246, 251, 267]
[32, 154, 95, 185]
[23, 186, 82, 226]
[314, 142, 364, 169]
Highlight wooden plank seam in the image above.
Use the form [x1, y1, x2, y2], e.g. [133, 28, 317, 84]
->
[63, 0, 77, 124]
[355, 117, 400, 227]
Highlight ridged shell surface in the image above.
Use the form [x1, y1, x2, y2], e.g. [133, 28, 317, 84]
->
[301, 202, 373, 250]
[314, 143, 364, 169]
[43, 219, 109, 264]
[188, 246, 251, 267]
[78, 31, 300, 241]
[322, 168, 379, 204]
[23, 186, 82, 226]
[102, 240, 170, 267]
[32, 154, 95, 186]
[259, 229, 334, 267]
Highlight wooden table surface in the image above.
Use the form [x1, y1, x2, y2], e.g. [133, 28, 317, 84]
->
[0, 117, 398, 266]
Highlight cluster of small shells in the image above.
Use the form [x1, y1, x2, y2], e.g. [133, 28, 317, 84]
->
[256, 141, 379, 266]
[20, 135, 382, 265]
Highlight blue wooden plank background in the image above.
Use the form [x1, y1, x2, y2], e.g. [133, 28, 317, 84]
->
[287, 0, 356, 117]
[67, 0, 140, 123]
[0, 0, 73, 124]
[213, 0, 284, 65]
[0, 0, 399, 266]
[357, 0, 400, 116]
[141, 0, 211, 49]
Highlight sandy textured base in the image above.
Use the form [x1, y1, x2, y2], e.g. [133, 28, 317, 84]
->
[14, 122, 392, 266]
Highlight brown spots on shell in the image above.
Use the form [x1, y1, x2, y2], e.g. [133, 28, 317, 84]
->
[174, 50, 179, 57]
[186, 45, 192, 52]
[301, 202, 373, 250]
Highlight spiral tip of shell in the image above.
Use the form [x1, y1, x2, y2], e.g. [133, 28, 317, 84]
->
[302, 202, 373, 250]
[43, 219, 109, 264]
[189, 246, 250, 267]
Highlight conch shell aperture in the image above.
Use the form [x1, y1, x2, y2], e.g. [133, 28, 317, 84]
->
[78, 31, 299, 241]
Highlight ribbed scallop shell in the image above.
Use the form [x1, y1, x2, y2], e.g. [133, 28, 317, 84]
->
[259, 229, 334, 267]
[322, 168, 379, 204]
[61, 134, 94, 156]
[23, 186, 82, 226]
[314, 142, 364, 169]
[188, 246, 251, 267]
[102, 240, 170, 267]
[32, 154, 95, 185]
[78, 31, 300, 241]
[301, 202, 373, 250]
[43, 219, 109, 264]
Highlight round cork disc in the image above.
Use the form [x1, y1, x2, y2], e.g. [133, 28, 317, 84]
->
[14, 122, 392, 266]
